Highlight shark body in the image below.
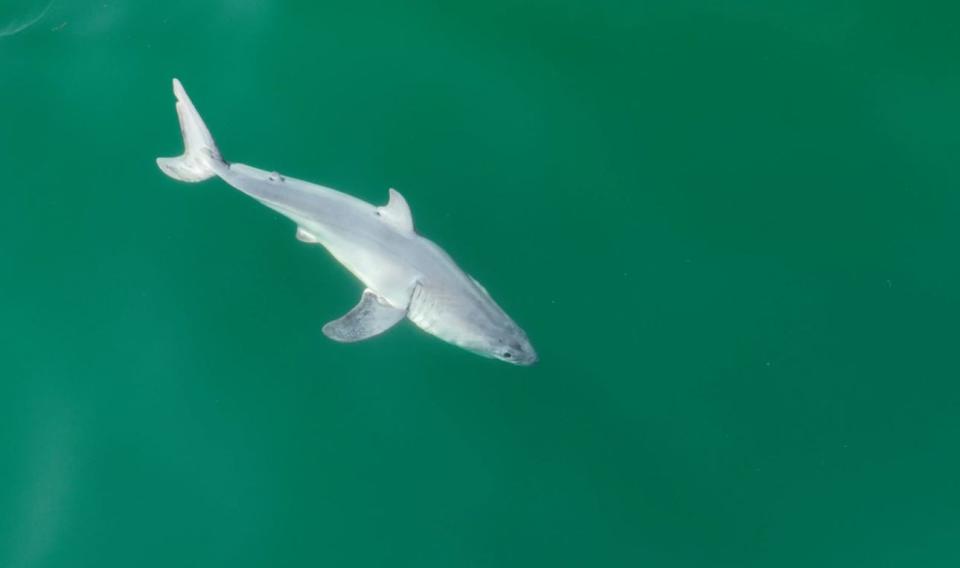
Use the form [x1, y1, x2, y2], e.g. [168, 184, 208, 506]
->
[157, 79, 536, 365]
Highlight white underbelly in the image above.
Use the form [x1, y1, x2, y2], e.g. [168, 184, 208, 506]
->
[319, 233, 419, 308]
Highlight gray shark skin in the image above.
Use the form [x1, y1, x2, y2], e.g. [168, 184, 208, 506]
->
[157, 79, 537, 365]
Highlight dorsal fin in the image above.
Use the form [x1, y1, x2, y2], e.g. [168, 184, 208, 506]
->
[376, 188, 414, 233]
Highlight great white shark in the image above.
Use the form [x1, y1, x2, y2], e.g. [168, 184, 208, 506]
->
[157, 79, 537, 365]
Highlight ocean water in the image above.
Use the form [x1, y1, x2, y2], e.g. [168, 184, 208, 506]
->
[2, 1, 960, 566]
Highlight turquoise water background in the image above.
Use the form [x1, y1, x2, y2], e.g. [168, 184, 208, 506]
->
[2, 1, 960, 566]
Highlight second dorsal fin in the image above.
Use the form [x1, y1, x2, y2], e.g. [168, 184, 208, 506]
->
[376, 188, 414, 233]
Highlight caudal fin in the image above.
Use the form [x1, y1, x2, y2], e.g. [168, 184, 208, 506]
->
[156, 78, 224, 182]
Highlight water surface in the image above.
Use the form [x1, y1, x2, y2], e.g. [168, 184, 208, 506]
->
[2, 1, 960, 566]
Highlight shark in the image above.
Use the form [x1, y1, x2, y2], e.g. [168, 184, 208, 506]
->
[157, 79, 537, 365]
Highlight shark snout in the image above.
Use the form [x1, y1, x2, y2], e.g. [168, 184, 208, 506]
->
[500, 338, 538, 366]
[516, 348, 539, 366]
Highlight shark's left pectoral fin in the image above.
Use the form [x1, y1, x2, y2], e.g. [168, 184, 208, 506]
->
[322, 289, 406, 343]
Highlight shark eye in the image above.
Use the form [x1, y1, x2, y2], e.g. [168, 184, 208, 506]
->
[503, 352, 513, 359]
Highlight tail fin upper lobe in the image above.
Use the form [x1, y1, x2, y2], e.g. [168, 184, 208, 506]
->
[157, 78, 224, 182]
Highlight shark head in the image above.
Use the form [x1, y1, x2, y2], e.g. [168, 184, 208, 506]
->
[448, 316, 537, 366]
[451, 288, 538, 366]
[485, 324, 538, 366]
[407, 276, 538, 365]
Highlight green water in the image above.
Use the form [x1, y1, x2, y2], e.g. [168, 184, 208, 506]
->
[3, 1, 960, 566]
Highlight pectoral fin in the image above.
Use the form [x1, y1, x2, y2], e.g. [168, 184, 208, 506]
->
[322, 290, 405, 343]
